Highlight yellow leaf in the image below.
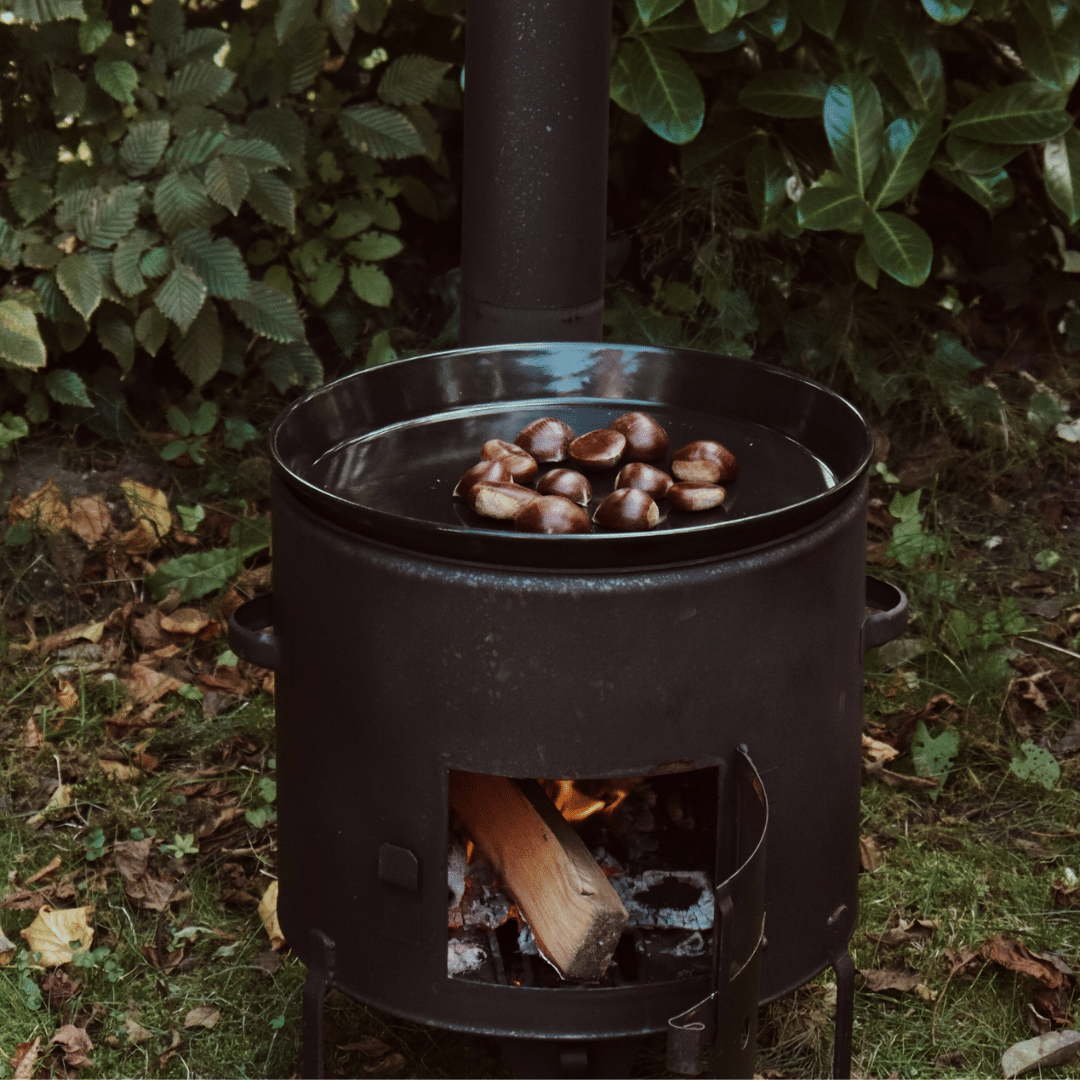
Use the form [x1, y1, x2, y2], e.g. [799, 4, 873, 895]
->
[258, 880, 285, 950]
[120, 479, 172, 546]
[27, 783, 73, 828]
[8, 479, 70, 534]
[20, 905, 93, 966]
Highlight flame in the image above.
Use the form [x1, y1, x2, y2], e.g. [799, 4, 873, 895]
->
[544, 778, 636, 823]
[551, 780, 607, 822]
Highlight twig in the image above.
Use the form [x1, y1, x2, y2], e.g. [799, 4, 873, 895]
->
[1018, 636, 1080, 663]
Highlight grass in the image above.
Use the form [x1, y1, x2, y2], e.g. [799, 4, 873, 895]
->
[1, 367, 1079, 1078]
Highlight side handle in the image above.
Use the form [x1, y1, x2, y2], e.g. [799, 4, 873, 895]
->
[863, 577, 908, 653]
[228, 593, 282, 670]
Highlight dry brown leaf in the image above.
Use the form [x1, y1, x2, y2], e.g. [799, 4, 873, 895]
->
[22, 856, 61, 886]
[27, 784, 73, 828]
[866, 916, 938, 947]
[51, 1024, 94, 1068]
[183, 1006, 221, 1029]
[99, 760, 142, 782]
[1051, 880, 1080, 907]
[40, 968, 82, 1008]
[121, 480, 172, 546]
[859, 835, 884, 873]
[366, 1052, 407, 1077]
[1002, 1030, 1080, 1078]
[859, 967, 923, 993]
[113, 838, 181, 912]
[981, 934, 1068, 989]
[124, 1017, 154, 1044]
[159, 607, 211, 636]
[862, 734, 900, 765]
[9, 480, 70, 533]
[23, 716, 43, 749]
[896, 433, 950, 486]
[259, 880, 285, 950]
[0, 921, 15, 964]
[11, 1037, 41, 1080]
[36, 620, 106, 656]
[55, 680, 79, 712]
[122, 663, 184, 705]
[158, 1029, 183, 1069]
[68, 495, 114, 546]
[338, 1037, 393, 1056]
[20, 905, 93, 965]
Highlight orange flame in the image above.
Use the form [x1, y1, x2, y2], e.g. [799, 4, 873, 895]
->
[545, 779, 636, 823]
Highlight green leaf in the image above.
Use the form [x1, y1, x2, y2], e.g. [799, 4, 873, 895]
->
[120, 120, 170, 177]
[23, 243, 63, 270]
[871, 18, 945, 113]
[339, 104, 426, 159]
[921, 0, 973, 23]
[155, 263, 208, 333]
[154, 173, 216, 235]
[167, 61, 236, 108]
[246, 171, 295, 230]
[56, 254, 103, 319]
[94, 59, 138, 104]
[246, 107, 306, 166]
[824, 72, 884, 195]
[933, 330, 982, 373]
[870, 109, 943, 208]
[148, 547, 241, 601]
[308, 259, 343, 307]
[636, 0, 683, 25]
[863, 210, 933, 286]
[911, 720, 959, 799]
[0, 301, 46, 369]
[172, 230, 250, 299]
[52, 69, 86, 120]
[1009, 740, 1060, 789]
[1025, 0, 1072, 30]
[169, 27, 230, 65]
[76, 185, 143, 248]
[284, 21, 328, 93]
[7, 0, 84, 18]
[169, 129, 227, 167]
[79, 17, 111, 53]
[9, 176, 53, 223]
[323, 0, 357, 51]
[796, 174, 865, 230]
[140, 246, 173, 279]
[204, 156, 250, 215]
[230, 280, 304, 342]
[694, 0, 738, 33]
[790, 0, 845, 37]
[645, 9, 747, 50]
[261, 340, 323, 391]
[744, 144, 790, 228]
[933, 161, 1015, 213]
[855, 240, 880, 287]
[325, 208, 374, 240]
[96, 307, 135, 372]
[945, 134, 1022, 175]
[743, 0, 789, 40]
[610, 43, 638, 113]
[623, 37, 705, 144]
[347, 232, 404, 261]
[739, 69, 828, 117]
[44, 368, 92, 407]
[947, 82, 1072, 144]
[173, 300, 223, 387]
[1015, 3, 1080, 91]
[147, 0, 184, 46]
[378, 55, 453, 105]
[135, 306, 170, 356]
[1045, 127, 1080, 224]
[221, 138, 287, 172]
[223, 416, 260, 450]
[275, 0, 312, 40]
[349, 263, 392, 306]
[0, 413, 30, 452]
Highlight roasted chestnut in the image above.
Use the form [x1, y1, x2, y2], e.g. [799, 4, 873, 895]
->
[515, 495, 591, 534]
[609, 411, 669, 462]
[453, 459, 513, 501]
[470, 481, 540, 520]
[671, 440, 739, 484]
[514, 417, 575, 463]
[615, 461, 673, 500]
[668, 481, 726, 512]
[535, 468, 592, 507]
[481, 439, 539, 483]
[568, 429, 626, 469]
[593, 488, 660, 531]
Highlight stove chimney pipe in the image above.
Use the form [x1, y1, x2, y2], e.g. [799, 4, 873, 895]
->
[460, 0, 612, 346]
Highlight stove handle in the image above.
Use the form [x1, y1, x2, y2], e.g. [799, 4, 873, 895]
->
[863, 577, 908, 653]
[227, 593, 281, 670]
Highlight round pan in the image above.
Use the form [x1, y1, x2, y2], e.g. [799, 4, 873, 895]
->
[271, 343, 872, 569]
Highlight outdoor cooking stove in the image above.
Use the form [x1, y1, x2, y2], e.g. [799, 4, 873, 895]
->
[228, 343, 909, 1078]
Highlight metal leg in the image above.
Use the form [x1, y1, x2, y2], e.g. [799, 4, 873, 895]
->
[831, 945, 855, 1080]
[302, 929, 336, 1080]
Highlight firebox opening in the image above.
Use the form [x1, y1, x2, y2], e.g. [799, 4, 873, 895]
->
[446, 766, 719, 989]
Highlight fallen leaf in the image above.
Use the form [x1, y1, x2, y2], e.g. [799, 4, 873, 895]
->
[863, 760, 942, 789]
[8, 479, 70, 533]
[40, 968, 82, 1008]
[339, 1037, 393, 1056]
[932, 1049, 966, 1068]
[36, 620, 106, 656]
[50, 1024, 94, 1068]
[0, 922, 15, 963]
[366, 1051, 407, 1077]
[251, 949, 283, 976]
[23, 716, 43, 749]
[1051, 880, 1080, 907]
[981, 933, 1069, 989]
[159, 607, 211, 636]
[24, 856, 63, 887]
[258, 880, 285, 950]
[27, 784, 73, 828]
[68, 495, 114, 546]
[99, 760, 143, 782]
[859, 967, 923, 993]
[121, 663, 184, 705]
[859, 835, 884, 872]
[11, 1037, 41, 1080]
[183, 1005, 221, 1029]
[1002, 1029, 1080, 1078]
[125, 1017, 154, 1044]
[866, 915, 938, 947]
[55, 680, 79, 712]
[113, 839, 181, 912]
[121, 479, 172, 546]
[158, 1030, 183, 1070]
[20, 905, 93, 965]
[862, 734, 900, 765]
[895, 433, 950, 486]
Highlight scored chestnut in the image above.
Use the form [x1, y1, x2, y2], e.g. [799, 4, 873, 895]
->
[514, 417, 575, 463]
[568, 429, 626, 469]
[481, 439, 539, 483]
[668, 481, 726, 512]
[535, 468, 592, 507]
[453, 458, 513, 501]
[470, 481, 540, 520]
[671, 439, 739, 484]
[609, 411, 669, 462]
[593, 488, 660, 531]
[515, 495, 591, 534]
[615, 461, 673, 500]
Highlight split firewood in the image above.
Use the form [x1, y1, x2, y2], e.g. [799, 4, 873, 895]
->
[448, 771, 628, 981]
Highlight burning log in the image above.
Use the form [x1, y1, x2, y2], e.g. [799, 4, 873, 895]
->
[448, 771, 628, 981]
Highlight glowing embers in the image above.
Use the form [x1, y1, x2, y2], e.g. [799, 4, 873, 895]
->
[447, 767, 718, 988]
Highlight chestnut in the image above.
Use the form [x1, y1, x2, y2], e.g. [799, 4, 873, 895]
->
[470, 481, 539, 520]
[453, 459, 512, 501]
[481, 439, 539, 483]
[514, 417, 574, 463]
[515, 495, 591, 534]
[671, 440, 739, 484]
[668, 481, 726, 512]
[593, 488, 660, 531]
[615, 461, 673, 500]
[568, 429, 626, 469]
[535, 468, 592, 507]
[609, 411, 669, 462]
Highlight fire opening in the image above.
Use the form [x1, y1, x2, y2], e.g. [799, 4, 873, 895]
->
[447, 767, 718, 988]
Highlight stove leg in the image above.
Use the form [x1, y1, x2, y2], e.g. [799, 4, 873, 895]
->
[830, 946, 855, 1080]
[302, 928, 336, 1080]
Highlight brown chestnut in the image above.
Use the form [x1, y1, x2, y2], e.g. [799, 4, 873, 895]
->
[615, 461, 673, 500]
[668, 482, 726, 512]
[515, 495, 591, 534]
[609, 411, 669, 462]
[535, 468, 592, 507]
[470, 481, 540, 520]
[593, 488, 660, 531]
[670, 440, 739, 484]
[453, 459, 512, 501]
[481, 439, 539, 483]
[568, 429, 626, 469]
[514, 417, 574, 463]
